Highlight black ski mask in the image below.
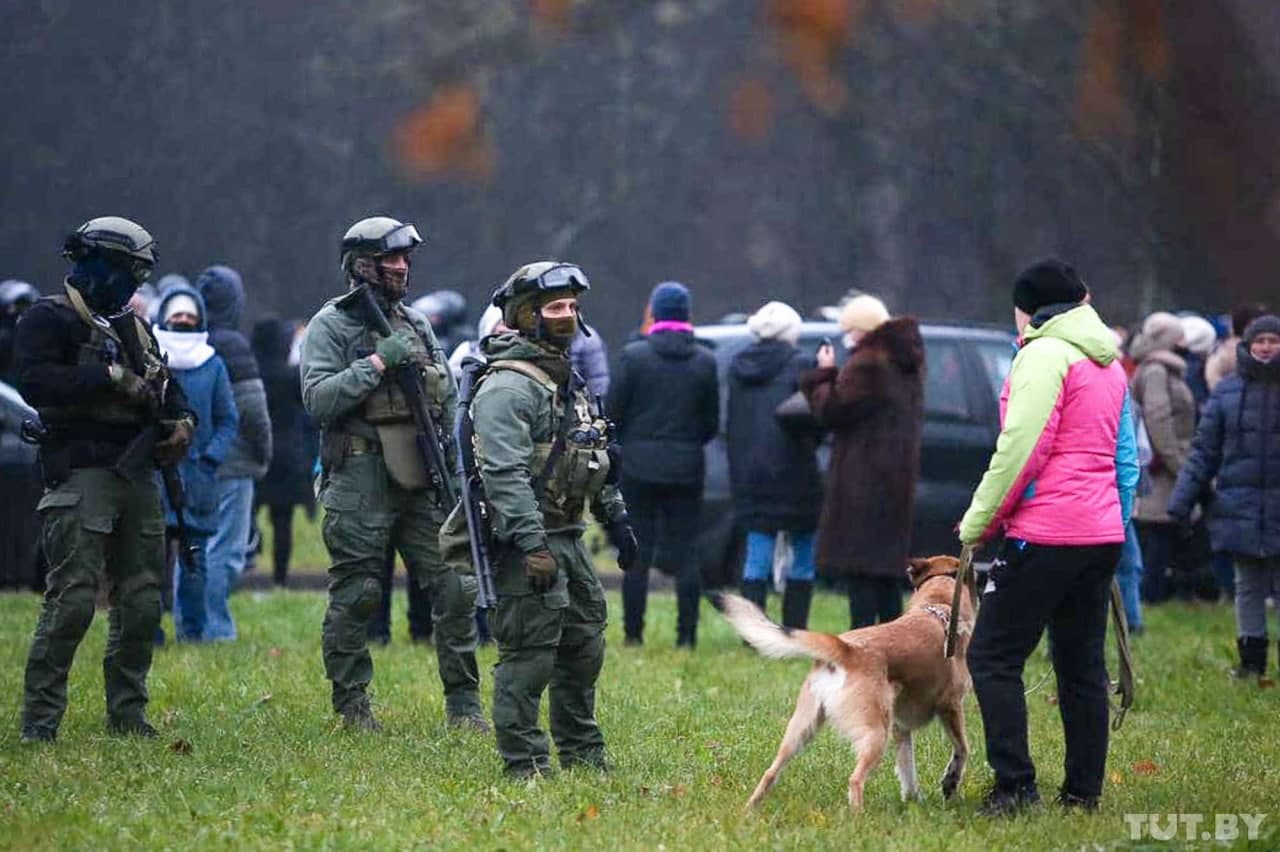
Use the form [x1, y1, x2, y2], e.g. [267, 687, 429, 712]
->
[69, 252, 142, 315]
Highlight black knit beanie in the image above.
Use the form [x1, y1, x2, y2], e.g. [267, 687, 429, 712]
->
[1012, 259, 1088, 315]
[1243, 314, 1280, 343]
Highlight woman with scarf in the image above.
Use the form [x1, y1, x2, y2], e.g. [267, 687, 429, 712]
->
[153, 287, 238, 641]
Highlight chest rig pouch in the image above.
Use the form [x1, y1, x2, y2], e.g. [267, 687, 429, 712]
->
[486, 360, 612, 528]
[360, 311, 449, 491]
[37, 292, 163, 426]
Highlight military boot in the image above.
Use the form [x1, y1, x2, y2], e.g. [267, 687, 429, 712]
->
[107, 717, 158, 738]
[339, 696, 383, 733]
[447, 712, 492, 734]
[781, 581, 814, 630]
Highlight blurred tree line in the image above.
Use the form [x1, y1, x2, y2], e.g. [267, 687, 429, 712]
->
[2, 0, 1277, 342]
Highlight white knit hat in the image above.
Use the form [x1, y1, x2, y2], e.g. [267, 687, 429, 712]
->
[162, 293, 201, 326]
[1178, 315, 1217, 355]
[747, 300, 803, 344]
[838, 294, 889, 334]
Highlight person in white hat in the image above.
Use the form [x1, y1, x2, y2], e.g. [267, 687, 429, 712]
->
[728, 301, 822, 628]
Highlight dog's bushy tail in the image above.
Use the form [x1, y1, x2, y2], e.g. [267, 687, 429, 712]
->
[711, 593, 849, 667]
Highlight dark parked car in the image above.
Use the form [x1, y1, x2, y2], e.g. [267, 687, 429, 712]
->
[0, 380, 43, 589]
[695, 320, 1014, 587]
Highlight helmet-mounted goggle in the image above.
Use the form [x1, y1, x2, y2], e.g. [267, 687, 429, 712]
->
[344, 222, 422, 258]
[532, 263, 590, 294]
[62, 229, 157, 284]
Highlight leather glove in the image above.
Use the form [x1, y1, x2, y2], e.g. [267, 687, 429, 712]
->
[607, 516, 640, 573]
[374, 330, 415, 370]
[108, 363, 152, 407]
[523, 548, 558, 593]
[154, 418, 194, 466]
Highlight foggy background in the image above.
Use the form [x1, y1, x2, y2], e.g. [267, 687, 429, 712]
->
[3, 0, 1278, 343]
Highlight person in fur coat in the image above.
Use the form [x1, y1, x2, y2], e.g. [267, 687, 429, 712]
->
[800, 294, 924, 628]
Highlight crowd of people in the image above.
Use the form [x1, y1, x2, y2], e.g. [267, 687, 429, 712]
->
[2, 215, 1278, 812]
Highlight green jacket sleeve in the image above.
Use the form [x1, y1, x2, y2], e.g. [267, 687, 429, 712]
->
[300, 308, 382, 425]
[471, 382, 547, 553]
[958, 341, 1067, 544]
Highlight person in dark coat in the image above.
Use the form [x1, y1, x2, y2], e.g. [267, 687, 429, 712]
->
[251, 317, 315, 587]
[801, 295, 924, 629]
[1, 280, 40, 387]
[197, 265, 271, 639]
[1169, 315, 1280, 678]
[607, 280, 719, 647]
[727, 301, 822, 629]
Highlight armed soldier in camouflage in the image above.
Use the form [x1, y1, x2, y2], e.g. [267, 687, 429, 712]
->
[16, 217, 194, 743]
[301, 216, 484, 732]
[463, 261, 638, 777]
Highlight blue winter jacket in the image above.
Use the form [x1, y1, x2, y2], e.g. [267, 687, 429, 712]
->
[1168, 344, 1280, 558]
[154, 286, 240, 534]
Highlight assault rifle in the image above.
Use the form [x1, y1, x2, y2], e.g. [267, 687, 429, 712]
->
[110, 312, 200, 574]
[355, 284, 457, 507]
[454, 355, 498, 609]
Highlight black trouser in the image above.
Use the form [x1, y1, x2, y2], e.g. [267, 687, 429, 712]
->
[1136, 520, 1215, 603]
[968, 540, 1119, 799]
[265, 504, 294, 586]
[620, 478, 703, 644]
[369, 544, 433, 642]
[846, 575, 903, 629]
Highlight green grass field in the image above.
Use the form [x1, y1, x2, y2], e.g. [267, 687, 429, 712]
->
[1, 583, 1278, 850]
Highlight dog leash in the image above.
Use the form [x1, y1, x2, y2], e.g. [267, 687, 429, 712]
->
[944, 544, 977, 658]
[1109, 578, 1135, 730]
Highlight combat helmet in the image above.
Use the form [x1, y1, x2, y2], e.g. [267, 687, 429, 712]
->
[339, 216, 422, 272]
[491, 261, 590, 331]
[62, 216, 157, 284]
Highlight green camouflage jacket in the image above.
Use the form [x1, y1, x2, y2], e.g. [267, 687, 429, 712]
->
[471, 333, 627, 552]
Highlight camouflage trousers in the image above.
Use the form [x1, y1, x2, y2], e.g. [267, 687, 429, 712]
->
[22, 468, 165, 737]
[491, 532, 608, 776]
[319, 453, 480, 718]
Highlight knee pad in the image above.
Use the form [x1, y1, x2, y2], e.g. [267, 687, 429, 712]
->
[119, 588, 163, 640]
[349, 577, 383, 620]
[48, 585, 97, 639]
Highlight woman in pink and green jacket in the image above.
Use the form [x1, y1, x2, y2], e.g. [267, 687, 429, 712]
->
[958, 260, 1139, 817]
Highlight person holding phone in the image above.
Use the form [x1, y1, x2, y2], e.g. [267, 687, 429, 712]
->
[801, 294, 925, 629]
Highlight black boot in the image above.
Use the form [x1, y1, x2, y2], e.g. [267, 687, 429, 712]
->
[781, 581, 814, 630]
[740, 580, 768, 613]
[1233, 636, 1268, 679]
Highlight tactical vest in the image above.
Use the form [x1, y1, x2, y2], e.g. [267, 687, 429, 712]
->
[360, 310, 448, 426]
[357, 308, 450, 491]
[35, 289, 167, 427]
[481, 359, 612, 529]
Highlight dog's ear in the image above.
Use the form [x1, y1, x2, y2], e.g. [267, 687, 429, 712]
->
[906, 558, 929, 587]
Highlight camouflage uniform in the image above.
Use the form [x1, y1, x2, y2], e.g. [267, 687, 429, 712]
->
[466, 332, 628, 775]
[301, 289, 481, 725]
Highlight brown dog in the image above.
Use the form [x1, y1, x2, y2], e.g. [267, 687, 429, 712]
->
[714, 555, 976, 812]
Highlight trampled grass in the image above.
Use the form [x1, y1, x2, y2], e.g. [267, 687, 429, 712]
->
[1, 586, 1278, 850]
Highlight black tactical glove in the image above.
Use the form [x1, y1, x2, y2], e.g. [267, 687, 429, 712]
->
[607, 516, 640, 573]
[523, 548, 558, 593]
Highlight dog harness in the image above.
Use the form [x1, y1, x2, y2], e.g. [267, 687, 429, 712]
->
[919, 604, 951, 629]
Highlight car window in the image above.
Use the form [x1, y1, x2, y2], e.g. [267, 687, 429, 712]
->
[974, 340, 1014, 400]
[923, 339, 972, 420]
